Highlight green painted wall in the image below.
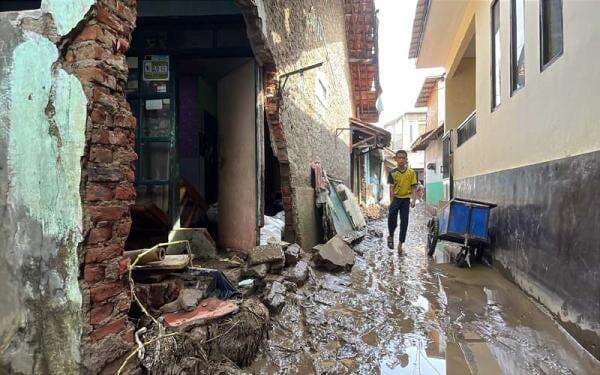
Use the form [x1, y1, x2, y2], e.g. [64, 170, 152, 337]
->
[0, 0, 94, 373]
[426, 181, 444, 206]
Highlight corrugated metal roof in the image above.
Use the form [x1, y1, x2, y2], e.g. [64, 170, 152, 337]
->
[408, 0, 431, 59]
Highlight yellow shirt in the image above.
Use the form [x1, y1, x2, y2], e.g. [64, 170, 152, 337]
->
[388, 167, 417, 198]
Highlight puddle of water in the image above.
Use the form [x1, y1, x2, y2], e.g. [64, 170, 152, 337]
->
[380, 343, 447, 375]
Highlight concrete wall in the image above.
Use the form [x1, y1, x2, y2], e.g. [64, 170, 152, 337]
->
[243, 0, 354, 248]
[218, 60, 257, 251]
[453, 0, 600, 179]
[0, 1, 93, 373]
[437, 0, 600, 358]
[445, 57, 475, 132]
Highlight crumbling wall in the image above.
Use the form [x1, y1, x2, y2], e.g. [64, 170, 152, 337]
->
[0, 0, 137, 373]
[239, 0, 354, 248]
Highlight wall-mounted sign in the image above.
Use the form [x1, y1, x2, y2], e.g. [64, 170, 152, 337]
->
[143, 55, 169, 81]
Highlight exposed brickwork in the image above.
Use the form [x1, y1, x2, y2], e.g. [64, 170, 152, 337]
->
[61, 0, 138, 371]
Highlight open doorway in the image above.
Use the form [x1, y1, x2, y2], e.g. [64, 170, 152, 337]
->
[124, 2, 263, 252]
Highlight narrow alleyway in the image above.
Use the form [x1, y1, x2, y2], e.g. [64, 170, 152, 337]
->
[250, 205, 599, 374]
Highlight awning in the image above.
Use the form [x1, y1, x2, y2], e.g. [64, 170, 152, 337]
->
[415, 75, 444, 107]
[411, 124, 444, 151]
[349, 117, 391, 150]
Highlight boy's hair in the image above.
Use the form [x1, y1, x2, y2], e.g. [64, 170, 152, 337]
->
[395, 150, 408, 157]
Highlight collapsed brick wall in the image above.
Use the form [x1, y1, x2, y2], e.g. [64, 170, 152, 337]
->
[63, 0, 137, 371]
[239, 0, 355, 247]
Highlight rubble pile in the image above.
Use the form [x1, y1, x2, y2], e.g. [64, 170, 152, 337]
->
[119, 188, 368, 373]
[361, 203, 388, 220]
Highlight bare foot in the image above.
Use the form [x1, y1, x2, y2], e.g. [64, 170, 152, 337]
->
[398, 243, 403, 254]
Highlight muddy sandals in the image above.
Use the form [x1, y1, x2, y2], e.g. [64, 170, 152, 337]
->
[387, 235, 394, 249]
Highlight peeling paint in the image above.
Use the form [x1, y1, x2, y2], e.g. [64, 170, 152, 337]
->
[42, 0, 95, 36]
[8, 34, 86, 244]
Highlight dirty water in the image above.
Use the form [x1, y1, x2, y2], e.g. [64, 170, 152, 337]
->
[249, 205, 600, 374]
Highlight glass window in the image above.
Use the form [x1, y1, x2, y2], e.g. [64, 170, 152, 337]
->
[511, 0, 525, 92]
[491, 0, 501, 109]
[540, 0, 563, 69]
[141, 142, 170, 181]
[142, 99, 172, 137]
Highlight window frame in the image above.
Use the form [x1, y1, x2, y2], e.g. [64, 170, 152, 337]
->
[539, 0, 564, 71]
[510, 0, 526, 95]
[490, 0, 501, 111]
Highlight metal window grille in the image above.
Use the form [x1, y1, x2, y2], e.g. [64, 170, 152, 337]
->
[457, 112, 476, 147]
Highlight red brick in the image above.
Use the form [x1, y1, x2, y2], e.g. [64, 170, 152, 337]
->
[90, 146, 113, 163]
[84, 264, 105, 283]
[113, 149, 137, 164]
[90, 282, 123, 303]
[90, 317, 126, 342]
[115, 112, 136, 129]
[85, 244, 122, 263]
[85, 184, 114, 201]
[115, 220, 132, 236]
[96, 6, 129, 34]
[88, 165, 123, 182]
[118, 257, 130, 275]
[88, 206, 126, 222]
[88, 226, 113, 244]
[121, 326, 135, 343]
[75, 24, 104, 43]
[90, 302, 114, 325]
[90, 107, 108, 124]
[115, 184, 135, 200]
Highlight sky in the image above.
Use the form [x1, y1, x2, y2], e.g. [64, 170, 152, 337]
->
[375, 0, 443, 125]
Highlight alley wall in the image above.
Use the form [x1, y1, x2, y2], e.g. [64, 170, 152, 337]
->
[251, 0, 354, 248]
[447, 0, 600, 358]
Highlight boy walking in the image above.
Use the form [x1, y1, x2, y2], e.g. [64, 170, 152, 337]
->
[387, 150, 418, 253]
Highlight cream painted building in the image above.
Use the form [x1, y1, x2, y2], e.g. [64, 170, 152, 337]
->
[409, 0, 600, 360]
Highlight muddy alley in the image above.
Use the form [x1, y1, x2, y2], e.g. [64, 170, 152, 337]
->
[250, 205, 599, 374]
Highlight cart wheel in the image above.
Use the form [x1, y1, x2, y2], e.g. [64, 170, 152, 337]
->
[427, 218, 439, 257]
[455, 247, 470, 268]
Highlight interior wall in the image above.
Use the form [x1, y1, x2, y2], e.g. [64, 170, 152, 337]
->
[217, 59, 257, 250]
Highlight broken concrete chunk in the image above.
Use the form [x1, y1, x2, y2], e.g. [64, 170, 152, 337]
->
[341, 229, 366, 245]
[263, 274, 285, 284]
[313, 236, 355, 271]
[168, 228, 217, 259]
[284, 243, 302, 266]
[264, 281, 286, 313]
[286, 260, 309, 286]
[248, 244, 285, 266]
[160, 288, 207, 314]
[244, 263, 269, 279]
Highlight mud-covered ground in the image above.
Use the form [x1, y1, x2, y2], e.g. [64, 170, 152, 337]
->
[249, 205, 599, 374]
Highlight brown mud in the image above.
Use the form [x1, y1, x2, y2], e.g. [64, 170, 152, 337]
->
[248, 205, 599, 374]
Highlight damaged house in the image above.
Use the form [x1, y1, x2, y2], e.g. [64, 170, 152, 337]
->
[0, 0, 379, 373]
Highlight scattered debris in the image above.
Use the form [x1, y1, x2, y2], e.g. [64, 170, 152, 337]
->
[313, 236, 355, 271]
[361, 203, 387, 220]
[163, 298, 239, 328]
[368, 227, 384, 237]
[248, 244, 285, 267]
[336, 184, 367, 230]
[244, 263, 269, 279]
[264, 281, 286, 313]
[133, 254, 191, 271]
[123, 244, 166, 264]
[284, 260, 310, 286]
[283, 243, 302, 265]
[160, 288, 205, 313]
[259, 211, 285, 245]
[168, 228, 217, 259]
[341, 229, 366, 245]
